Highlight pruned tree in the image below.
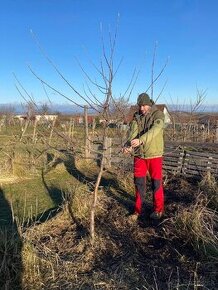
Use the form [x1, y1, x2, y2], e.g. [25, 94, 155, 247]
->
[26, 21, 140, 242]
[15, 21, 168, 244]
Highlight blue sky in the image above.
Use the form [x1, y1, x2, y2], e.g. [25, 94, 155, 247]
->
[0, 0, 217, 108]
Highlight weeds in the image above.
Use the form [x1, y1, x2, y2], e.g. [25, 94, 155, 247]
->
[174, 193, 218, 259]
[199, 171, 218, 210]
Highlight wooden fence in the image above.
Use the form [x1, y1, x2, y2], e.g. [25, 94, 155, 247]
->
[88, 137, 218, 178]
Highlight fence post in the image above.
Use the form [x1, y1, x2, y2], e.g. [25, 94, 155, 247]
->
[92, 118, 96, 135]
[102, 137, 112, 169]
[84, 105, 90, 159]
[206, 156, 213, 174]
[216, 120, 218, 143]
[106, 137, 112, 168]
[179, 149, 187, 175]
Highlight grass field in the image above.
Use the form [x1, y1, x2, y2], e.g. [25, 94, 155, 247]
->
[0, 166, 74, 225]
[0, 124, 217, 289]
[0, 158, 217, 289]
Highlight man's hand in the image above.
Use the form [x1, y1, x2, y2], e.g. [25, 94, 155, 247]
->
[122, 146, 133, 154]
[131, 139, 142, 148]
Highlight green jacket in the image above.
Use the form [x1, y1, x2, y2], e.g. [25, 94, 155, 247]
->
[127, 106, 165, 159]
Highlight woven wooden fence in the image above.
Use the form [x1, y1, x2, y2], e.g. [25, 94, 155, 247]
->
[182, 151, 218, 177]
[88, 137, 218, 178]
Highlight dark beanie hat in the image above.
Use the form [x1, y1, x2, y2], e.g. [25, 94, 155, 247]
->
[137, 93, 153, 106]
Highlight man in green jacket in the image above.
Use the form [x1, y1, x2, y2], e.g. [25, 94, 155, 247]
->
[123, 92, 165, 220]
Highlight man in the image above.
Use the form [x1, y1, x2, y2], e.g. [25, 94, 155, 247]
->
[123, 92, 165, 220]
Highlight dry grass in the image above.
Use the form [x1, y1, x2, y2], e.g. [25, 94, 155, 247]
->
[114, 169, 135, 194]
[0, 161, 218, 289]
[0, 227, 23, 290]
[19, 207, 209, 290]
[173, 193, 218, 259]
[199, 171, 218, 209]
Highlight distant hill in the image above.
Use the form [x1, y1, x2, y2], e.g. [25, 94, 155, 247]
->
[167, 104, 218, 113]
[0, 103, 97, 115]
[0, 102, 217, 114]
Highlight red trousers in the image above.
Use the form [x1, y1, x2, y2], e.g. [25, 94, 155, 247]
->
[134, 157, 164, 214]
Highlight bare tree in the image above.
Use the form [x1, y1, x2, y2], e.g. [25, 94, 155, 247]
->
[15, 21, 169, 243]
[27, 23, 139, 242]
[25, 101, 36, 119]
[109, 96, 131, 123]
[166, 89, 207, 142]
[39, 102, 50, 115]
[0, 104, 16, 127]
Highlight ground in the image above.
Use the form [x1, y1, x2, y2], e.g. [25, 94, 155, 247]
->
[20, 162, 218, 290]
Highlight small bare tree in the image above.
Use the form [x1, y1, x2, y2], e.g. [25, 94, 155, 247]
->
[166, 89, 207, 142]
[18, 23, 168, 244]
[27, 22, 139, 242]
